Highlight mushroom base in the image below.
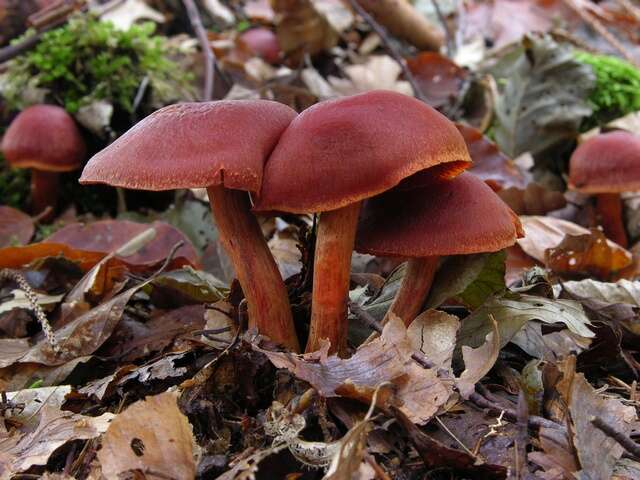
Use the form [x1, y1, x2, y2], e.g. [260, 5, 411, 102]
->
[306, 201, 362, 355]
[386, 256, 439, 326]
[31, 169, 60, 222]
[595, 193, 628, 248]
[207, 185, 300, 352]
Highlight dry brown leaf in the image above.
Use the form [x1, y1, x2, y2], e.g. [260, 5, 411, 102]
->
[46, 220, 200, 267]
[258, 315, 452, 424]
[328, 55, 413, 97]
[545, 228, 633, 279]
[0, 405, 113, 479]
[457, 123, 529, 191]
[456, 314, 500, 399]
[498, 183, 566, 216]
[0, 206, 34, 247]
[98, 392, 197, 480]
[407, 53, 468, 111]
[407, 309, 459, 372]
[517, 216, 631, 264]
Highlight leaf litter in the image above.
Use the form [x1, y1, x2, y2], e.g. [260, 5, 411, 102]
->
[1, 1, 640, 478]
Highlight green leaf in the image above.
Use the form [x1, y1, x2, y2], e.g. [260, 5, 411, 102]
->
[426, 251, 506, 309]
[489, 34, 595, 157]
[458, 292, 594, 350]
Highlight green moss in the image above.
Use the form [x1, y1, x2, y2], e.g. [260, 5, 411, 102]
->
[1, 14, 194, 115]
[575, 51, 640, 128]
[0, 152, 29, 209]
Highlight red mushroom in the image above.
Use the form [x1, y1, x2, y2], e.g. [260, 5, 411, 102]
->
[239, 27, 281, 64]
[568, 131, 640, 247]
[356, 172, 523, 327]
[1, 104, 86, 220]
[254, 90, 470, 354]
[80, 100, 300, 352]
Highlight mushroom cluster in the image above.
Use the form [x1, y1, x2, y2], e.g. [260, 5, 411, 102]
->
[80, 90, 522, 355]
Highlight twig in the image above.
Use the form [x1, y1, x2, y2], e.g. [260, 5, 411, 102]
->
[0, 269, 60, 353]
[182, 0, 215, 101]
[347, 0, 427, 103]
[469, 391, 563, 431]
[591, 415, 640, 459]
[429, 0, 454, 56]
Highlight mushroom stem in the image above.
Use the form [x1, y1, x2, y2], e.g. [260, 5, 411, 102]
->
[207, 185, 300, 352]
[30, 169, 59, 221]
[306, 201, 362, 355]
[385, 256, 439, 326]
[595, 193, 628, 248]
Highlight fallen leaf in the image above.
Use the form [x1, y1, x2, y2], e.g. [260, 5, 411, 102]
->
[517, 215, 631, 264]
[561, 278, 640, 307]
[46, 220, 200, 267]
[458, 291, 594, 351]
[0, 206, 33, 247]
[329, 55, 413, 97]
[100, 0, 165, 30]
[98, 392, 197, 479]
[0, 405, 113, 478]
[456, 314, 500, 399]
[426, 251, 506, 309]
[407, 53, 468, 110]
[545, 228, 633, 278]
[457, 123, 529, 190]
[498, 183, 566, 216]
[0, 290, 64, 315]
[4, 385, 72, 430]
[393, 406, 507, 478]
[407, 310, 459, 371]
[258, 315, 452, 424]
[489, 34, 595, 157]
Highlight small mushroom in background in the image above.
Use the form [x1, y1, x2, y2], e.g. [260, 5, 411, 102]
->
[568, 130, 640, 248]
[80, 100, 300, 352]
[356, 172, 523, 328]
[1, 104, 86, 221]
[239, 27, 281, 64]
[254, 90, 471, 355]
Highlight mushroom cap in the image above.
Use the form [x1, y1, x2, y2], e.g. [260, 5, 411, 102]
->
[355, 172, 523, 257]
[253, 90, 471, 213]
[568, 131, 640, 193]
[240, 27, 280, 64]
[2, 104, 85, 172]
[80, 100, 297, 192]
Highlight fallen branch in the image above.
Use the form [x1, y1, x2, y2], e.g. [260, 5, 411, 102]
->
[182, 0, 215, 101]
[347, 0, 428, 103]
[591, 415, 640, 459]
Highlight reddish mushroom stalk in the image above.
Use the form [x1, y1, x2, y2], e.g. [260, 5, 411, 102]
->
[385, 256, 439, 326]
[306, 202, 361, 354]
[208, 185, 300, 351]
[595, 193, 627, 247]
[30, 170, 60, 220]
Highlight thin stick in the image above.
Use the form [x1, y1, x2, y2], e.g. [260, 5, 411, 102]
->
[429, 0, 454, 56]
[591, 416, 640, 459]
[182, 0, 215, 101]
[347, 0, 427, 103]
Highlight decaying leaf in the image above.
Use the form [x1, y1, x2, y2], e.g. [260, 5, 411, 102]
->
[46, 220, 200, 267]
[407, 309, 459, 371]
[0, 405, 113, 478]
[456, 123, 528, 190]
[518, 215, 631, 264]
[456, 314, 500, 399]
[257, 315, 452, 424]
[98, 392, 197, 479]
[489, 34, 595, 157]
[498, 183, 566, 216]
[0, 206, 33, 247]
[426, 251, 506, 309]
[328, 55, 413, 97]
[458, 291, 594, 351]
[408, 53, 468, 111]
